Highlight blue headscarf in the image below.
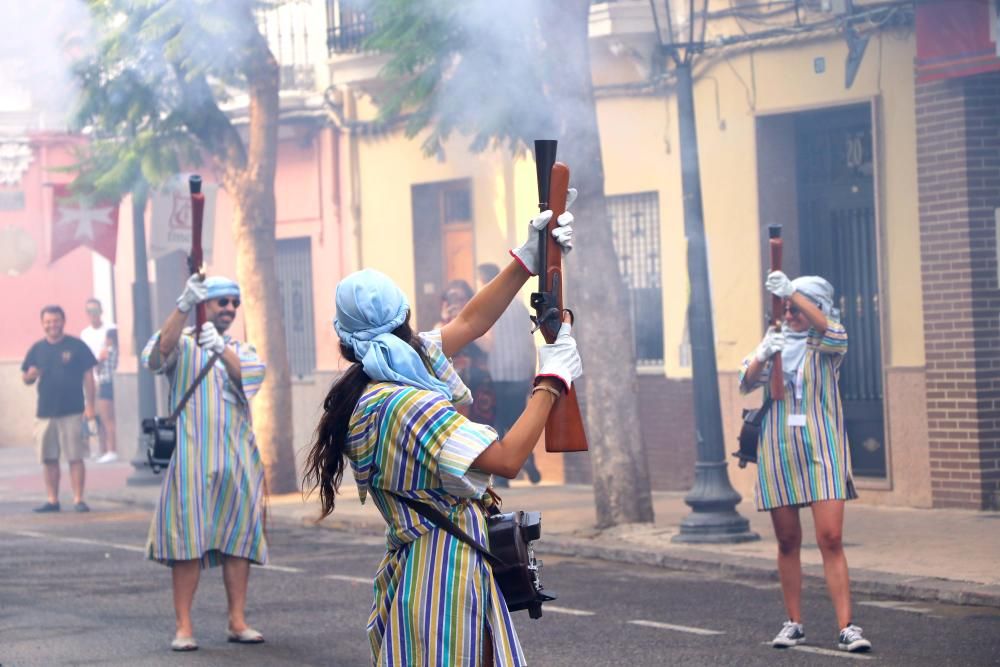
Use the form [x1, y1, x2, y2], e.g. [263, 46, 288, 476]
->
[204, 276, 240, 300]
[334, 269, 450, 398]
[781, 276, 837, 386]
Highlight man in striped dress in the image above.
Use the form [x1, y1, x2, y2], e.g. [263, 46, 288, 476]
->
[142, 275, 268, 652]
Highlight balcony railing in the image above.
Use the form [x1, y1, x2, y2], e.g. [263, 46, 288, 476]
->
[327, 18, 377, 54]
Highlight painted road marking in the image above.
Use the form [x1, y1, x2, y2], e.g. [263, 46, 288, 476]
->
[10, 529, 145, 553]
[860, 600, 934, 615]
[761, 642, 874, 660]
[260, 563, 304, 573]
[628, 620, 724, 635]
[544, 606, 596, 617]
[325, 574, 373, 585]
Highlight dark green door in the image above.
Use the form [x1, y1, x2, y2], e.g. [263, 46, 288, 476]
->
[796, 103, 886, 478]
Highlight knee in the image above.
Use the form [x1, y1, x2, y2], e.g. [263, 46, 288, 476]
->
[816, 529, 843, 554]
[775, 532, 801, 556]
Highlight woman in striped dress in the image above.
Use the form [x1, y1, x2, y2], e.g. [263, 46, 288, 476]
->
[143, 275, 268, 651]
[305, 202, 581, 666]
[740, 272, 871, 654]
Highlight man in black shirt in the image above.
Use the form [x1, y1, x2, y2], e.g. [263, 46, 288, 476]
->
[21, 305, 97, 512]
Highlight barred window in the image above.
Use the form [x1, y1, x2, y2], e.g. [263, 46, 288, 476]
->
[276, 237, 317, 378]
[608, 191, 664, 367]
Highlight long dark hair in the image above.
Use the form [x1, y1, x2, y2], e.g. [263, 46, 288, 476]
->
[303, 315, 429, 519]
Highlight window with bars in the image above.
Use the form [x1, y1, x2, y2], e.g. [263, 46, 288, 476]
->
[608, 191, 664, 367]
[275, 237, 317, 378]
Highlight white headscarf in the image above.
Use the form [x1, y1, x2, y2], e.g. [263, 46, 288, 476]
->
[781, 276, 837, 387]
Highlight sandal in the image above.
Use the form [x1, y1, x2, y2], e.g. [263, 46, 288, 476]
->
[170, 636, 198, 651]
[227, 627, 264, 644]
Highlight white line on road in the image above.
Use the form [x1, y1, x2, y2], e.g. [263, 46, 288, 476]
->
[325, 574, 373, 585]
[9, 530, 145, 553]
[860, 600, 934, 615]
[259, 564, 304, 573]
[761, 642, 874, 660]
[628, 620, 724, 635]
[543, 606, 596, 617]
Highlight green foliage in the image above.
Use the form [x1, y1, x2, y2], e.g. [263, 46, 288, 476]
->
[69, 0, 278, 198]
[364, 0, 557, 156]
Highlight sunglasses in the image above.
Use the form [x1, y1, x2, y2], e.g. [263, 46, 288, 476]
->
[784, 305, 802, 316]
[217, 298, 241, 309]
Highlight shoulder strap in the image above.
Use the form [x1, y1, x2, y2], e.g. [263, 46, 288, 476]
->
[397, 495, 505, 568]
[753, 396, 774, 425]
[169, 351, 222, 420]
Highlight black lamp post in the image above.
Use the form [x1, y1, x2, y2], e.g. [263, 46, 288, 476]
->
[657, 0, 758, 543]
[127, 183, 160, 486]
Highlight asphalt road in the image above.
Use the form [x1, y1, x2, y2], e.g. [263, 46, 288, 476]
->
[1, 498, 998, 667]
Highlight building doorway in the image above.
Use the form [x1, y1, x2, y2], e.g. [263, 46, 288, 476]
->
[795, 103, 886, 478]
[411, 180, 475, 331]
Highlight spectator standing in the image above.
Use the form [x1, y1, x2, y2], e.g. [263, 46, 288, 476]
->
[80, 298, 119, 463]
[21, 305, 97, 512]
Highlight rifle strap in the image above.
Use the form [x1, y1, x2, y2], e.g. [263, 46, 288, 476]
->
[397, 495, 505, 569]
[168, 351, 222, 421]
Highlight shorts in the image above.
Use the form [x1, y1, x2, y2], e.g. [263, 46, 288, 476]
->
[98, 382, 114, 401]
[34, 414, 88, 463]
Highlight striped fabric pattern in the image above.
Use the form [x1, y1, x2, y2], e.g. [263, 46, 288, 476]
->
[739, 321, 858, 511]
[141, 330, 268, 567]
[346, 331, 525, 666]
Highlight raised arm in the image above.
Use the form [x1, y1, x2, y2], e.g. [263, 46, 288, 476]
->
[440, 196, 576, 358]
[150, 275, 206, 370]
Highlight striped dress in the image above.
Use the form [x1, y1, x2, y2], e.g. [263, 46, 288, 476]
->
[346, 330, 525, 667]
[739, 321, 858, 511]
[142, 330, 268, 567]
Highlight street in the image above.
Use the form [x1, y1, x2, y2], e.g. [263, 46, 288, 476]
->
[1, 498, 998, 666]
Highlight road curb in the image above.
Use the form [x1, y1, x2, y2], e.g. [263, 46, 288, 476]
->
[91, 492, 1000, 610]
[533, 535, 1000, 610]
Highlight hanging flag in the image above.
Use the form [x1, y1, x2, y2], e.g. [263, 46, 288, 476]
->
[149, 174, 217, 261]
[50, 184, 120, 264]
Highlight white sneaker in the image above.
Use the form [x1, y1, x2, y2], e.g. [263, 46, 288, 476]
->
[838, 624, 872, 652]
[772, 620, 806, 648]
[96, 451, 120, 464]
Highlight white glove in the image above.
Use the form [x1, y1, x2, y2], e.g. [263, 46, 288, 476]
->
[754, 327, 785, 363]
[535, 321, 583, 392]
[510, 188, 577, 276]
[198, 322, 226, 355]
[177, 274, 208, 313]
[765, 270, 795, 299]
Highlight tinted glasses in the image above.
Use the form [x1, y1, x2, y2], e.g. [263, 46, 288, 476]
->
[784, 304, 802, 316]
[217, 298, 241, 309]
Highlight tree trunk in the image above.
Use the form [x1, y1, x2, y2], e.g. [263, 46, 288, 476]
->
[545, 0, 655, 527]
[226, 25, 298, 494]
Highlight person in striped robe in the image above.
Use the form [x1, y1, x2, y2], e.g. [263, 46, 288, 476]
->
[740, 272, 872, 654]
[143, 275, 268, 652]
[305, 197, 581, 666]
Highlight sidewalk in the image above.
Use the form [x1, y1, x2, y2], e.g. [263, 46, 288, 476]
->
[3, 445, 998, 609]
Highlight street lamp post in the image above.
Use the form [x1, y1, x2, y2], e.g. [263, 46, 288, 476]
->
[127, 183, 160, 486]
[659, 0, 758, 543]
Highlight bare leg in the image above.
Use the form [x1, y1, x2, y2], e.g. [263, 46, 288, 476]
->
[811, 500, 852, 629]
[222, 556, 252, 633]
[68, 461, 85, 504]
[172, 560, 201, 638]
[770, 506, 803, 623]
[42, 461, 60, 503]
[96, 399, 117, 454]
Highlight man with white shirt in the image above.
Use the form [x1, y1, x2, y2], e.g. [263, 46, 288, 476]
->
[80, 298, 119, 463]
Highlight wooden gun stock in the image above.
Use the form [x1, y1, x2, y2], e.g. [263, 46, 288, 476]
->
[189, 175, 207, 337]
[533, 141, 588, 453]
[768, 224, 784, 401]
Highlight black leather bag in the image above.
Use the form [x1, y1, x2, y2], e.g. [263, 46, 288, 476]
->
[398, 495, 555, 619]
[143, 352, 221, 473]
[732, 397, 772, 468]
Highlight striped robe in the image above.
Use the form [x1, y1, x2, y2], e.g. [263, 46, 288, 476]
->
[142, 329, 268, 568]
[739, 321, 858, 511]
[346, 330, 525, 667]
